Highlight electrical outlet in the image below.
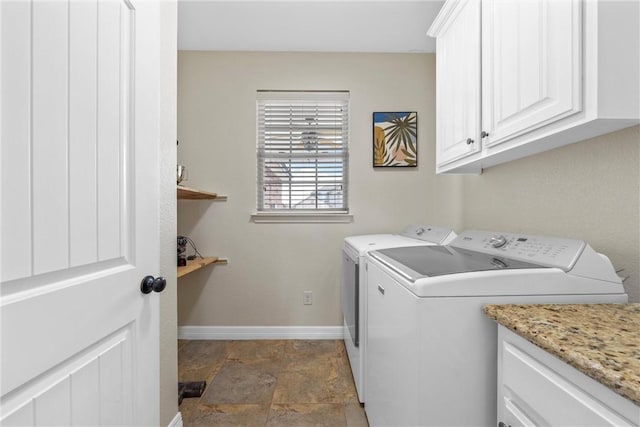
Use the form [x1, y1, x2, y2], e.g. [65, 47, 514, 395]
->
[303, 291, 313, 305]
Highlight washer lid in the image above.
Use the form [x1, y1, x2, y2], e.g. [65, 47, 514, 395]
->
[344, 226, 456, 255]
[344, 234, 430, 256]
[370, 245, 547, 282]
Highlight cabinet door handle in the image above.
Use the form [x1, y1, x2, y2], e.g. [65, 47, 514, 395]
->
[498, 422, 511, 427]
[466, 138, 474, 145]
[481, 130, 490, 138]
[377, 285, 385, 295]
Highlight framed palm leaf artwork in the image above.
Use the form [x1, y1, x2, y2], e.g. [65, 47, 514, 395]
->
[373, 112, 417, 167]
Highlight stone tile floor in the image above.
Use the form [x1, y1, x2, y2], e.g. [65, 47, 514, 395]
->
[178, 339, 369, 427]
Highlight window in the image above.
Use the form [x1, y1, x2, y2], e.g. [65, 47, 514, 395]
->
[254, 91, 350, 222]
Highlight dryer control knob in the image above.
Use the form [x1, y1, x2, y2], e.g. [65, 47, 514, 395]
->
[489, 235, 508, 248]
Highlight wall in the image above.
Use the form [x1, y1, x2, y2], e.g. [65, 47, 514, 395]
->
[176, 51, 461, 327]
[461, 125, 640, 302]
[176, 51, 639, 334]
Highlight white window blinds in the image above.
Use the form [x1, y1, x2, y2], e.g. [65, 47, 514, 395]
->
[257, 91, 349, 213]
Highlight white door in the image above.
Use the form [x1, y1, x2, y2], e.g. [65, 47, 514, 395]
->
[482, 0, 582, 148]
[434, 0, 482, 168]
[1, 1, 165, 425]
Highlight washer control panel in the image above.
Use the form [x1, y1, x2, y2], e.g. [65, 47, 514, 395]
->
[489, 235, 508, 248]
[451, 230, 586, 271]
[400, 225, 454, 244]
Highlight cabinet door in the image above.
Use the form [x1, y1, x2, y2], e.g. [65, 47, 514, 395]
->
[482, 0, 582, 148]
[498, 327, 637, 427]
[435, 0, 482, 167]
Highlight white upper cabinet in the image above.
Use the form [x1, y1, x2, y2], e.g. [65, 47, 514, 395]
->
[428, 0, 640, 174]
[482, 0, 582, 148]
[432, 0, 482, 166]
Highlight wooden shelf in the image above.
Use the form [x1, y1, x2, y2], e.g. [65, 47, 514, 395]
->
[177, 185, 218, 200]
[177, 257, 219, 278]
[176, 182, 228, 401]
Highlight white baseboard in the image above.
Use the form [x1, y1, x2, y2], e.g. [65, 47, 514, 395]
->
[178, 325, 344, 340]
[168, 412, 183, 427]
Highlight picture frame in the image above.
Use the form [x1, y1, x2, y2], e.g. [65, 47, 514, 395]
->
[373, 112, 417, 167]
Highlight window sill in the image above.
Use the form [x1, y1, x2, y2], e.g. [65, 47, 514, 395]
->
[251, 212, 353, 224]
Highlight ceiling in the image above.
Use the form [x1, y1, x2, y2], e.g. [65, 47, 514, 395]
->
[177, 0, 445, 53]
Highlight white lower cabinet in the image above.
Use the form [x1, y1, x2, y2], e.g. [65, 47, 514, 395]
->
[428, 0, 640, 174]
[497, 326, 640, 427]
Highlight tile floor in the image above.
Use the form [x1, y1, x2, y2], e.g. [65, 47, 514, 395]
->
[178, 339, 369, 427]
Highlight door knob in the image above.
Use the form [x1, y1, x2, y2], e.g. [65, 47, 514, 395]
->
[466, 138, 474, 145]
[141, 276, 167, 294]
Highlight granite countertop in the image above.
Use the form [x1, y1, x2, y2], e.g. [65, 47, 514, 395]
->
[483, 303, 640, 406]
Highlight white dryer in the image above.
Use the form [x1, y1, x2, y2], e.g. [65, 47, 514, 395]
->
[342, 225, 456, 403]
[365, 230, 628, 427]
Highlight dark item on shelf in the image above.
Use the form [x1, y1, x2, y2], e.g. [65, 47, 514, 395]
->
[177, 235, 188, 266]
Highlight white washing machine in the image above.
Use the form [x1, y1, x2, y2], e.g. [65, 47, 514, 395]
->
[365, 230, 628, 427]
[342, 225, 456, 403]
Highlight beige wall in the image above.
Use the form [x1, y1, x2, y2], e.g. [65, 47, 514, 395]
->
[176, 51, 639, 331]
[176, 51, 461, 326]
[461, 125, 640, 302]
